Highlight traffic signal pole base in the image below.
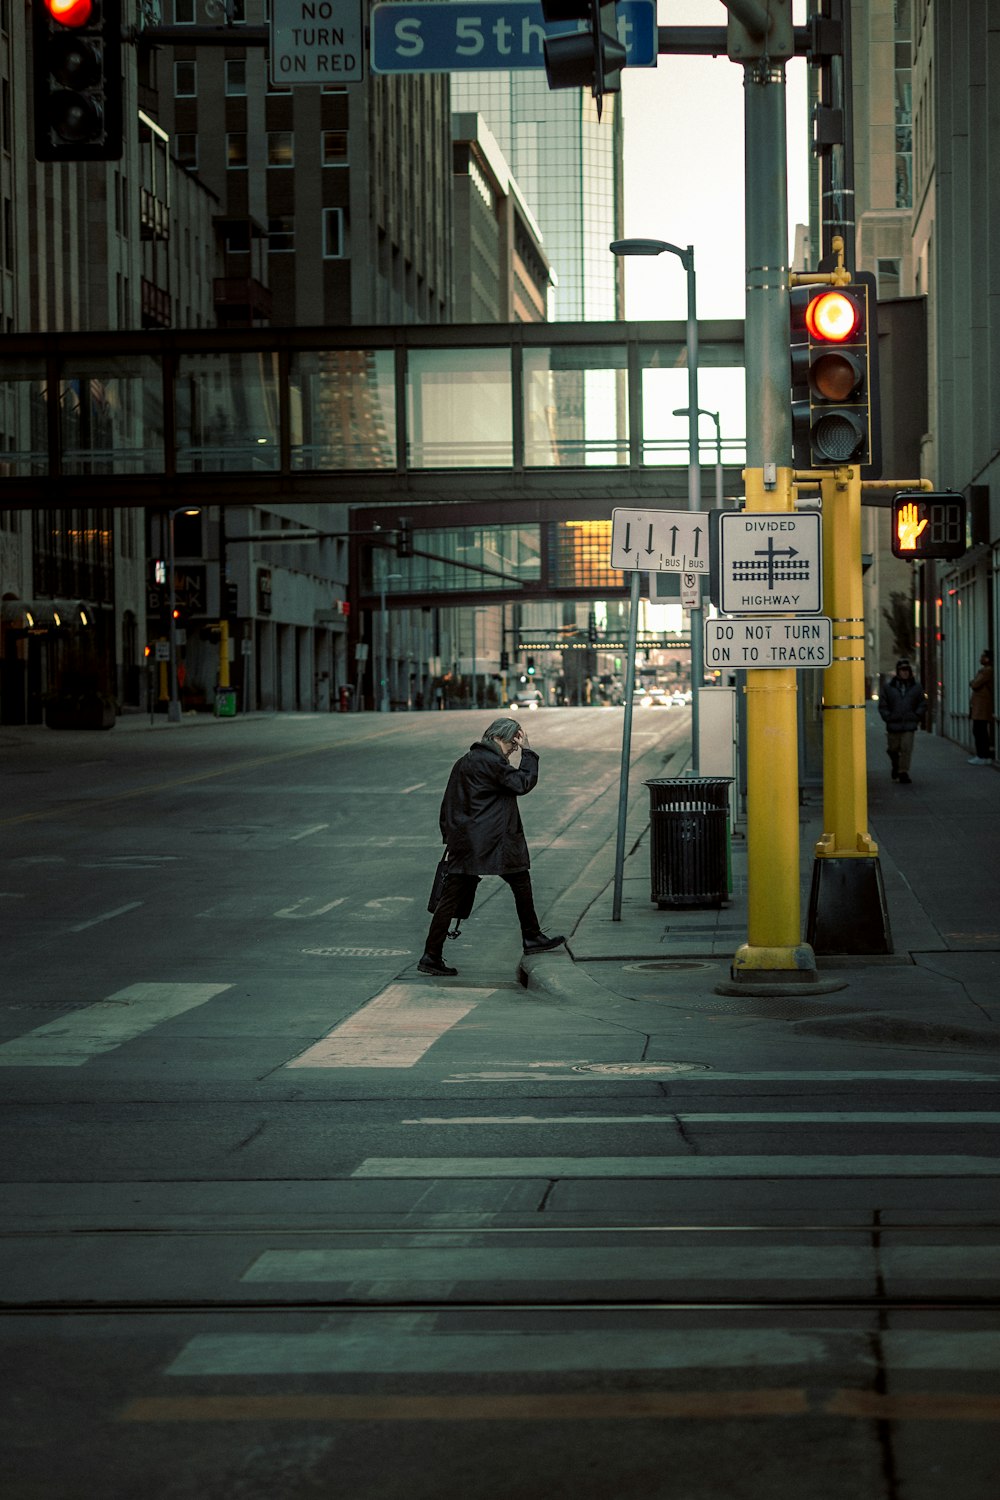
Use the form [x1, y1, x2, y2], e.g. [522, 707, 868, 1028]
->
[806, 855, 892, 956]
[718, 942, 847, 997]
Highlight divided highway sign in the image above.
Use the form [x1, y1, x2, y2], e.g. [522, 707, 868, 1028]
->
[712, 510, 823, 615]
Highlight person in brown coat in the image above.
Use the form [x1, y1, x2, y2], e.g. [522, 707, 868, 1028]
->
[969, 649, 994, 765]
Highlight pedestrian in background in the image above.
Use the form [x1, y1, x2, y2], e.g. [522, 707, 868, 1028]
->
[878, 659, 927, 785]
[419, 716, 565, 977]
[969, 649, 994, 765]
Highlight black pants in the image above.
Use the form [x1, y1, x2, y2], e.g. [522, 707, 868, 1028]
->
[424, 870, 539, 959]
[973, 720, 992, 759]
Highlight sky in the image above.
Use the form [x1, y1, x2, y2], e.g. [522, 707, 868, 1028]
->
[618, 0, 810, 453]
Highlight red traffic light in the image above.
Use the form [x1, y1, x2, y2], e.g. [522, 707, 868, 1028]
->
[805, 289, 861, 343]
[43, 0, 94, 25]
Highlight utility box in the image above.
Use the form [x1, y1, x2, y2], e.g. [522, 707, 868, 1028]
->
[214, 687, 237, 718]
[644, 777, 733, 908]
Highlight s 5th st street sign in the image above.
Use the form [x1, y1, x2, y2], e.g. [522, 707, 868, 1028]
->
[371, 0, 656, 73]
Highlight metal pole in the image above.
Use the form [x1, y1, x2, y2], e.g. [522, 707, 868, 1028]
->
[713, 411, 723, 509]
[685, 250, 702, 776]
[167, 511, 181, 724]
[471, 610, 478, 710]
[379, 581, 389, 713]
[612, 570, 642, 921]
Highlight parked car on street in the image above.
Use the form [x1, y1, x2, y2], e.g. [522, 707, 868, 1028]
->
[510, 687, 544, 711]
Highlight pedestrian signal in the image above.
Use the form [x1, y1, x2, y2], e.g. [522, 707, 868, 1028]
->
[790, 273, 881, 475]
[891, 491, 967, 561]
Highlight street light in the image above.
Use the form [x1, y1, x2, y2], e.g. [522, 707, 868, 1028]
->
[611, 237, 702, 775]
[674, 406, 724, 511]
[379, 571, 402, 713]
[167, 506, 201, 724]
[470, 606, 488, 710]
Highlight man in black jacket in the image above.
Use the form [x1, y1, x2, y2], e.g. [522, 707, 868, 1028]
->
[878, 659, 927, 784]
[418, 716, 565, 977]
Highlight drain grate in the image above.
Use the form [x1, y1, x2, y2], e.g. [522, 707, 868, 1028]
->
[624, 960, 719, 973]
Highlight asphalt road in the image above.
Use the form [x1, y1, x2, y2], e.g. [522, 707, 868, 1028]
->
[1, 708, 997, 1500]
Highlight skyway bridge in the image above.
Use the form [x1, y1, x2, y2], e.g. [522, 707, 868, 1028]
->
[0, 320, 747, 610]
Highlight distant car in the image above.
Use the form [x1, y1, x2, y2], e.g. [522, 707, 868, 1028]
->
[510, 688, 543, 711]
[670, 692, 687, 707]
[634, 687, 670, 708]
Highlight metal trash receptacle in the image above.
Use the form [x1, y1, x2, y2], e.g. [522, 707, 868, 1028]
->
[644, 777, 733, 908]
[214, 687, 237, 718]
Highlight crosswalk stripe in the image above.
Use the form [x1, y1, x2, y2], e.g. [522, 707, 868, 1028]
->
[285, 984, 492, 1069]
[240, 1245, 999, 1283]
[162, 1327, 1000, 1377]
[0, 982, 232, 1067]
[404, 1113, 1000, 1125]
[117, 1391, 1000, 1423]
[351, 1155, 1000, 1179]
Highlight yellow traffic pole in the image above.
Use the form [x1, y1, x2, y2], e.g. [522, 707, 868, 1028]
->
[218, 619, 230, 689]
[731, 464, 819, 984]
[804, 464, 890, 952]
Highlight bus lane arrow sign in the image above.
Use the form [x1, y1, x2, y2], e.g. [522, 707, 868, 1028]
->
[610, 507, 708, 574]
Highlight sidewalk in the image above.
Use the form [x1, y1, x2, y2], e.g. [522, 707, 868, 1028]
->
[525, 706, 1000, 1055]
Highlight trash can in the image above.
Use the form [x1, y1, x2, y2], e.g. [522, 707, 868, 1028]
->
[644, 777, 733, 908]
[213, 687, 237, 718]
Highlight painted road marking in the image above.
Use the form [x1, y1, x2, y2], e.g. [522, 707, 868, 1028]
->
[274, 897, 347, 919]
[68, 901, 143, 932]
[240, 1245, 1000, 1283]
[0, 982, 231, 1067]
[400, 783, 427, 793]
[118, 1390, 1000, 1423]
[351, 1155, 1000, 1179]
[285, 984, 492, 1069]
[444, 1069, 1000, 1083]
[287, 824, 329, 842]
[161, 1326, 1000, 1377]
[404, 1113, 1000, 1126]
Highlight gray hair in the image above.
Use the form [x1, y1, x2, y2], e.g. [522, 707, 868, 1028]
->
[482, 716, 522, 745]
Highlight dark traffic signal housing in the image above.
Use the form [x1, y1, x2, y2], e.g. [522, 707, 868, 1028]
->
[790, 273, 881, 476]
[33, 0, 122, 162]
[540, 0, 626, 118]
[396, 518, 413, 558]
[891, 491, 967, 562]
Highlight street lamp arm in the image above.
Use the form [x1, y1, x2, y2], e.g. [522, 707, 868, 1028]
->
[610, 238, 692, 270]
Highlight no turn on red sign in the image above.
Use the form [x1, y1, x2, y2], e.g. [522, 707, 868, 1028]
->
[269, 0, 365, 84]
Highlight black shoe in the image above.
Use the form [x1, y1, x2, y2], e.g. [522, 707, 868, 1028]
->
[418, 954, 458, 976]
[522, 933, 566, 955]
[891, 771, 900, 782]
[898, 772, 912, 784]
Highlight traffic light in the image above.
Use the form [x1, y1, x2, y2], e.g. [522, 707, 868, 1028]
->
[587, 614, 598, 645]
[33, 0, 123, 161]
[500, 650, 510, 671]
[790, 273, 880, 474]
[891, 491, 967, 561]
[396, 518, 413, 559]
[526, 657, 536, 675]
[540, 0, 626, 118]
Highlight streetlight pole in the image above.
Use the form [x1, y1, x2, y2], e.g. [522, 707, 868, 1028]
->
[166, 506, 200, 724]
[611, 238, 702, 774]
[675, 406, 724, 510]
[470, 607, 487, 710]
[379, 571, 402, 713]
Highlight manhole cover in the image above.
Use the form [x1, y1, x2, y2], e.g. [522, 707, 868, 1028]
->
[623, 960, 718, 972]
[569, 1062, 709, 1076]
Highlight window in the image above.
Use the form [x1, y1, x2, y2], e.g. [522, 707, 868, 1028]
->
[174, 61, 196, 96]
[225, 60, 246, 95]
[322, 130, 348, 166]
[173, 0, 194, 20]
[268, 216, 294, 252]
[322, 207, 345, 259]
[227, 133, 248, 168]
[267, 131, 294, 167]
[174, 133, 198, 169]
[225, 222, 250, 255]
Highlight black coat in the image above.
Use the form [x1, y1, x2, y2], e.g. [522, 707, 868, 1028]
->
[438, 742, 539, 875]
[878, 674, 927, 732]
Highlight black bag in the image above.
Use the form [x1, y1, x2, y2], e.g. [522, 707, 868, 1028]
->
[427, 856, 479, 935]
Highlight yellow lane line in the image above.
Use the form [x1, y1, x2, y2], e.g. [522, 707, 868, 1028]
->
[0, 727, 398, 828]
[118, 1390, 1000, 1423]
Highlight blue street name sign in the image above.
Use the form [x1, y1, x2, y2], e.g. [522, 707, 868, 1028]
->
[370, 0, 657, 74]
